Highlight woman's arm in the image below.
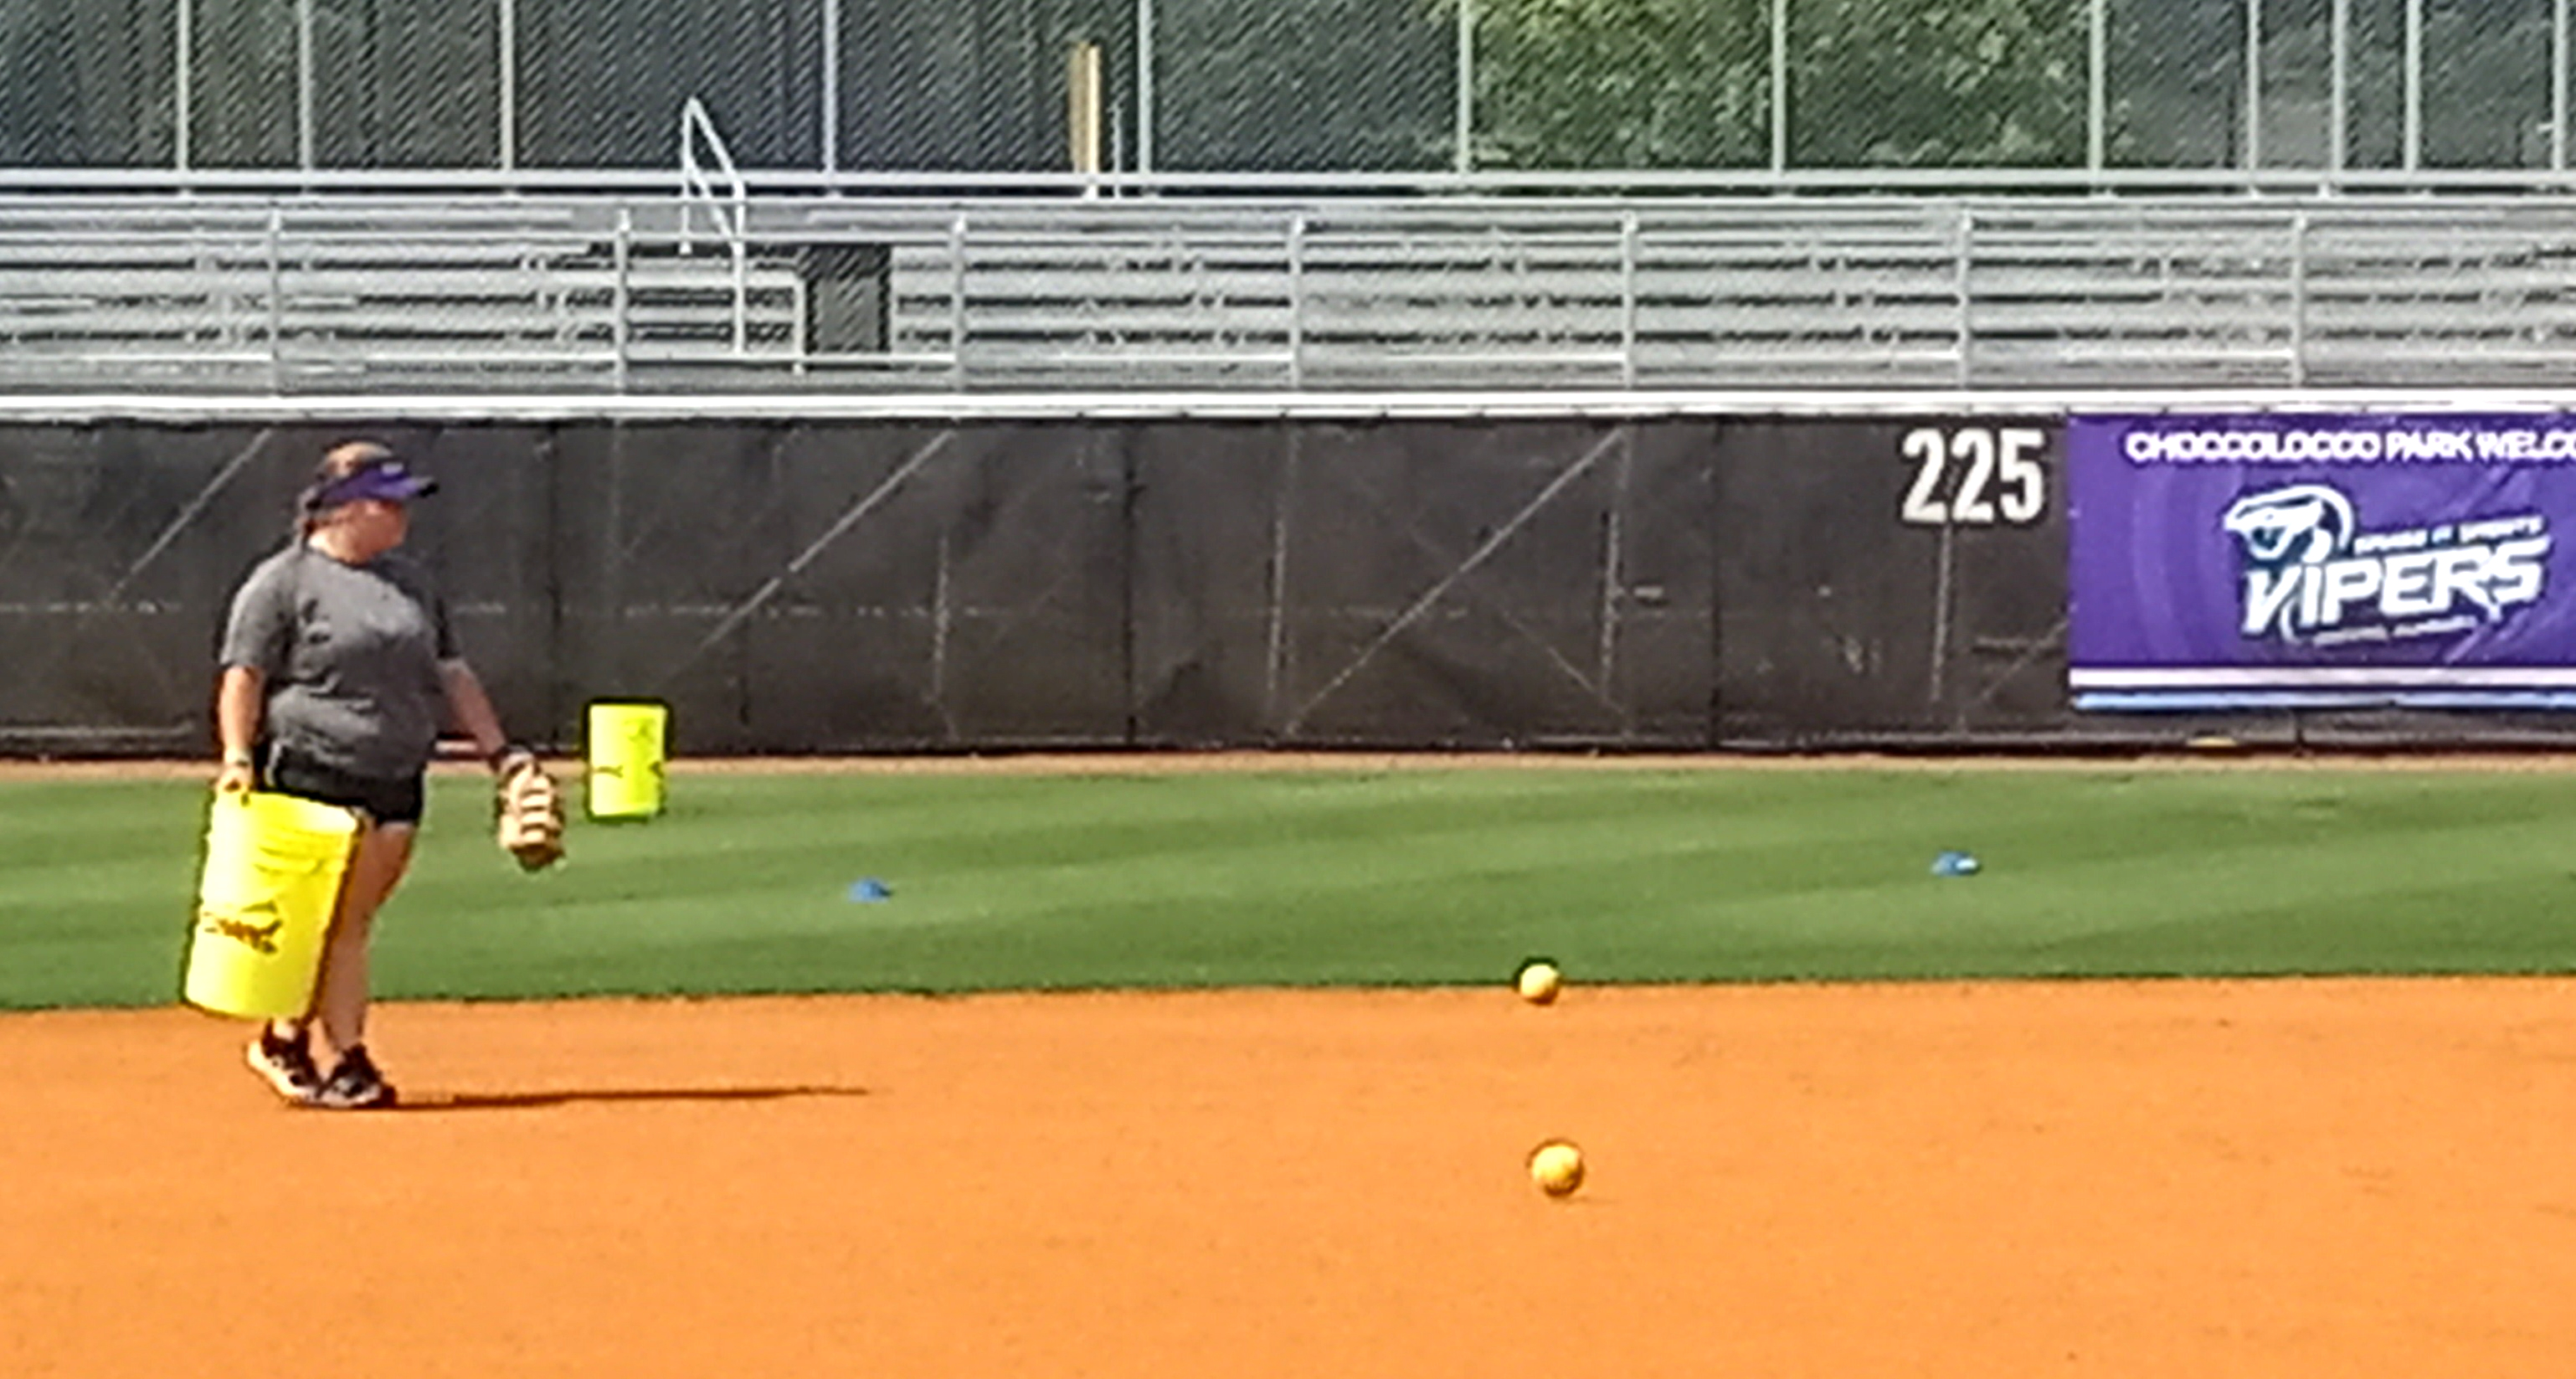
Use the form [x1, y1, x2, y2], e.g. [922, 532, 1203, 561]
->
[438, 660, 519, 769]
[214, 666, 264, 793]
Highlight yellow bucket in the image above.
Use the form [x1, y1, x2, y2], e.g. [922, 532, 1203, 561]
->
[182, 791, 359, 1020]
[586, 700, 669, 821]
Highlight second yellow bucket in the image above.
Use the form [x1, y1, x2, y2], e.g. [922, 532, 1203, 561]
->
[587, 700, 669, 821]
[182, 790, 360, 1020]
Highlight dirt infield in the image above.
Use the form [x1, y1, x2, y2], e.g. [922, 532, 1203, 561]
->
[8, 980, 2576, 1377]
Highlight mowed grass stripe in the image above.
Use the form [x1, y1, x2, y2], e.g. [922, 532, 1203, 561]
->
[394, 769, 2116, 940]
[5, 765, 2575, 1009]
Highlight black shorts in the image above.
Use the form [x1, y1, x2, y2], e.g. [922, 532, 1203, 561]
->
[258, 744, 426, 826]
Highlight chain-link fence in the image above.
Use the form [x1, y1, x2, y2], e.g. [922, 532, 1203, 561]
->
[3, 0, 2573, 173]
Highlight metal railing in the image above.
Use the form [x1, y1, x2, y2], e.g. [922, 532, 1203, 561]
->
[8, 192, 2576, 395]
[678, 98, 753, 354]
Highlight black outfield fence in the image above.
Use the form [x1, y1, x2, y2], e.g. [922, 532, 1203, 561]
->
[0, 416, 2559, 757]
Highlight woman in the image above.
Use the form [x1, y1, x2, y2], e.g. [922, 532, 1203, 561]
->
[215, 439, 527, 1109]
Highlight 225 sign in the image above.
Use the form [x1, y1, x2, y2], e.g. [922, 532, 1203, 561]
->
[1898, 425, 2050, 527]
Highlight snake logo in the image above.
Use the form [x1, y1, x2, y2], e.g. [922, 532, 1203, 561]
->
[2222, 485, 2355, 569]
[199, 907, 286, 956]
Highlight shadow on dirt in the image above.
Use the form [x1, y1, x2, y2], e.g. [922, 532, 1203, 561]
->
[396, 1085, 869, 1112]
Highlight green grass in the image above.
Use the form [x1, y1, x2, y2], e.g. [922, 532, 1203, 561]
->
[8, 764, 2576, 1011]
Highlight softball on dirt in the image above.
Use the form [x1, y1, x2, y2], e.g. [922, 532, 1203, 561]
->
[1515, 960, 1562, 1006]
[1528, 1140, 1585, 1197]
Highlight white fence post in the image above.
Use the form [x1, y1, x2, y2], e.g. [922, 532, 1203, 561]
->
[498, 0, 517, 170]
[1288, 215, 1307, 389]
[1618, 212, 1638, 389]
[173, 0, 192, 172]
[265, 206, 286, 393]
[613, 203, 632, 391]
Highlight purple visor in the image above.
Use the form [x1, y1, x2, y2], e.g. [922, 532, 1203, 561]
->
[315, 458, 439, 508]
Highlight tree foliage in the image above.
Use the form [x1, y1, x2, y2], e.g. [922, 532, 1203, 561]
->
[1454, 0, 2083, 169]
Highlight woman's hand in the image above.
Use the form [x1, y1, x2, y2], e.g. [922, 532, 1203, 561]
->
[216, 758, 255, 795]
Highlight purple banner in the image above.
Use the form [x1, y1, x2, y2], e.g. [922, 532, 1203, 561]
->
[2070, 413, 2576, 709]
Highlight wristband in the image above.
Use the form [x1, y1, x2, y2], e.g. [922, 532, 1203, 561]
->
[221, 749, 254, 767]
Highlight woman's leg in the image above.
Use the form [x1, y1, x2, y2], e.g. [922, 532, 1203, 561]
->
[313, 821, 416, 1057]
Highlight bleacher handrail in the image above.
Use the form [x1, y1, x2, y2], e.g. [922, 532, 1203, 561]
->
[678, 96, 752, 352]
[677, 98, 745, 246]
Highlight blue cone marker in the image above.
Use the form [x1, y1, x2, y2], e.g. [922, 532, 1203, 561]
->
[847, 877, 893, 902]
[1931, 850, 1981, 877]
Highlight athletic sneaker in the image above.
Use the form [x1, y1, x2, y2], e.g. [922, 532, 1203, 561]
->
[311, 1046, 398, 1110]
[245, 1027, 323, 1104]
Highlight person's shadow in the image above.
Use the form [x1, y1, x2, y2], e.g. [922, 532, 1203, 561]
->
[397, 1085, 868, 1113]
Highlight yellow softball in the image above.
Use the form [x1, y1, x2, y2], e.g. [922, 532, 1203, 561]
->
[1528, 1140, 1585, 1197]
[1515, 960, 1562, 1006]
[1514, 1144, 1576, 1196]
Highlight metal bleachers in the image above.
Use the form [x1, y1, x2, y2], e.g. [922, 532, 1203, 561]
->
[853, 196, 2576, 394]
[8, 190, 2576, 394]
[0, 197, 802, 392]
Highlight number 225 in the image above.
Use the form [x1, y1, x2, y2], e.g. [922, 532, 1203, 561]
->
[1899, 426, 2048, 527]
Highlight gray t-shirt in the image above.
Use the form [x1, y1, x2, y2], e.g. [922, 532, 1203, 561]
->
[219, 544, 458, 780]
